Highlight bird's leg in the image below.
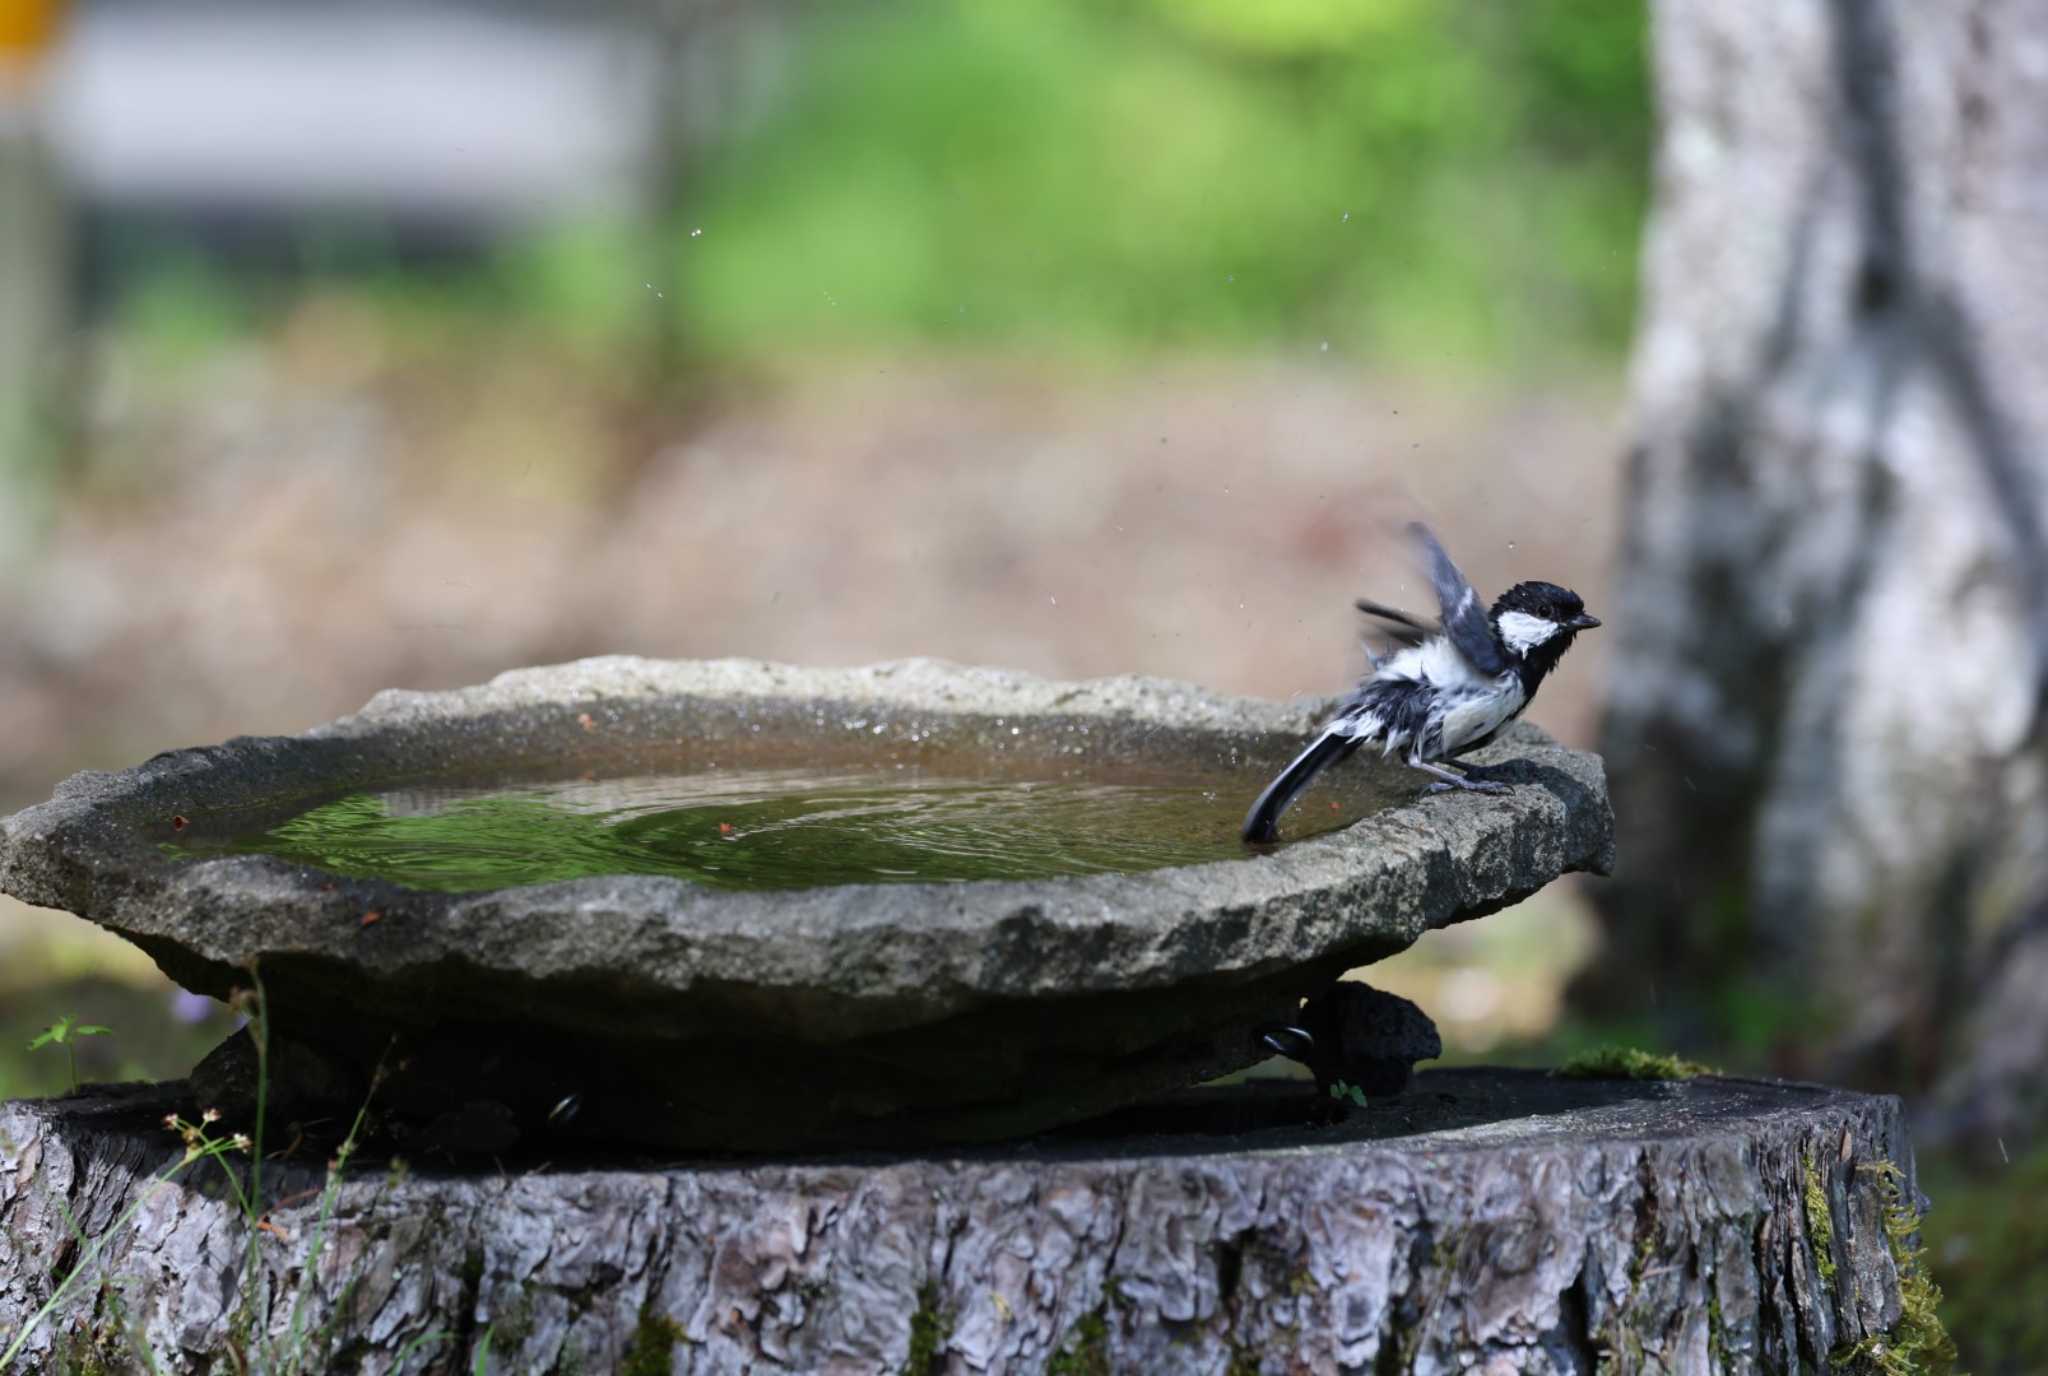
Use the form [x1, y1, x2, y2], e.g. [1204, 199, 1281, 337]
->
[1411, 758, 1511, 795]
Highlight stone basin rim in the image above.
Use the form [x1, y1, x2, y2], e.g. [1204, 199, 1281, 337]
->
[0, 656, 1616, 1018]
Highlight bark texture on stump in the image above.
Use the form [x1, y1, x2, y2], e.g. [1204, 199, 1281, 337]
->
[2, 1072, 1931, 1374]
[1589, 0, 2048, 1147]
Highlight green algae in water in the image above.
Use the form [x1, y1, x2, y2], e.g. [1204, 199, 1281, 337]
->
[164, 766, 1372, 892]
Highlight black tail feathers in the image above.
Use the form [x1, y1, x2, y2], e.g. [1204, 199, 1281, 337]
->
[1241, 730, 1359, 844]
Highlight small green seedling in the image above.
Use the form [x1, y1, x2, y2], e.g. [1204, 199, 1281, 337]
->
[27, 1015, 113, 1091]
[1328, 1080, 1369, 1108]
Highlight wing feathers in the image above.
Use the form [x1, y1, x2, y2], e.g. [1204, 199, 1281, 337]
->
[1353, 598, 1431, 649]
[1407, 522, 1509, 676]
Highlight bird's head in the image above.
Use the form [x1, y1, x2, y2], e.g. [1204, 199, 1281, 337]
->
[1490, 581, 1600, 667]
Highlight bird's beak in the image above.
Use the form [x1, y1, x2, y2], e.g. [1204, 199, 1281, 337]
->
[1569, 612, 1602, 630]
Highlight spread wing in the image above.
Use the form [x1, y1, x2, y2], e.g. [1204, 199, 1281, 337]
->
[1408, 522, 1509, 676]
[1353, 598, 1431, 651]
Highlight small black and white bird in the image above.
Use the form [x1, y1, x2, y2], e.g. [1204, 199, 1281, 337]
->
[1241, 523, 1599, 844]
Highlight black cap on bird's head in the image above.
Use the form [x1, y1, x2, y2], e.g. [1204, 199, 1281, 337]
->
[1489, 580, 1600, 670]
[1492, 580, 1598, 626]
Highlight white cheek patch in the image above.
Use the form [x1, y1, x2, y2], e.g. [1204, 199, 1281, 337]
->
[1497, 611, 1562, 656]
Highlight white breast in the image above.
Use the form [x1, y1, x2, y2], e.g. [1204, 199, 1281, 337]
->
[1435, 674, 1526, 754]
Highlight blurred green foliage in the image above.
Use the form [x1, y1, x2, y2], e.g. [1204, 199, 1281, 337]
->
[1920, 1148, 2048, 1373]
[553, 0, 1648, 368]
[98, 2, 1648, 374]
[119, 256, 257, 368]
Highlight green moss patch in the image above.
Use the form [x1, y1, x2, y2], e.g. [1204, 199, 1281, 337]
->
[1047, 1308, 1111, 1376]
[1804, 1151, 1838, 1285]
[1828, 1161, 1956, 1375]
[623, 1302, 685, 1376]
[1555, 1045, 1715, 1081]
[903, 1284, 952, 1376]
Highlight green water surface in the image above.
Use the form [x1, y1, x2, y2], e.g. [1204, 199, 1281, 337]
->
[163, 766, 1367, 893]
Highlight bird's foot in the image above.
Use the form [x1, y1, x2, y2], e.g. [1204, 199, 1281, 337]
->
[1424, 779, 1512, 796]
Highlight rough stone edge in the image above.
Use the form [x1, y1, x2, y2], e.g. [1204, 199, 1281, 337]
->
[323, 655, 1327, 738]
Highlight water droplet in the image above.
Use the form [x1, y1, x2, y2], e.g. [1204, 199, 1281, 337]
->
[1319, 340, 1329, 353]
[1225, 274, 1235, 284]
[1341, 211, 1351, 223]
[689, 227, 704, 238]
[1507, 541, 1517, 551]
[1049, 595, 1058, 606]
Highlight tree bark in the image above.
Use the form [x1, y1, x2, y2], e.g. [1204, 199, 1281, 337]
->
[1586, 0, 2048, 1151]
[2, 1072, 1932, 1374]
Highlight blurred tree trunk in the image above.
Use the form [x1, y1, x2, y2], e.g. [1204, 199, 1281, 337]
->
[633, 0, 786, 392]
[0, 76, 68, 568]
[1585, 0, 2048, 1153]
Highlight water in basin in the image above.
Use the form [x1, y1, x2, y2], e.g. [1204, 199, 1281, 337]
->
[162, 761, 1391, 892]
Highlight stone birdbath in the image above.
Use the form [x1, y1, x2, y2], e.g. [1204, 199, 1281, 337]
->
[0, 658, 1932, 1372]
[0, 657, 1612, 1153]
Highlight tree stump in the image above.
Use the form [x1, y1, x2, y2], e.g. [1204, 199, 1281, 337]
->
[1, 1070, 1940, 1374]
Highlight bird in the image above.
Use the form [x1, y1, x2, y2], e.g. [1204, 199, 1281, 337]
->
[1241, 523, 1599, 844]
